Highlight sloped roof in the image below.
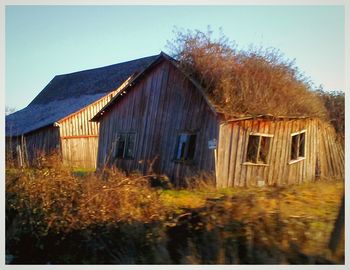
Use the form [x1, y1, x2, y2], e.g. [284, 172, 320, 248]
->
[6, 54, 158, 136]
[91, 52, 220, 122]
[91, 52, 312, 123]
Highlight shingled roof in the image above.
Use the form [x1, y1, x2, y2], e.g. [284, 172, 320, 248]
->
[6, 54, 158, 136]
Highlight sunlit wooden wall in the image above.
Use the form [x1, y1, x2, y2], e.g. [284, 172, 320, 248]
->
[216, 118, 344, 187]
[58, 91, 120, 169]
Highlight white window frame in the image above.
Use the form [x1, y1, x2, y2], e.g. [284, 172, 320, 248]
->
[243, 132, 274, 166]
[289, 129, 306, 164]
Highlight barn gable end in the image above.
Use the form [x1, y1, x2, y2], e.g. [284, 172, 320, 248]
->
[96, 58, 219, 185]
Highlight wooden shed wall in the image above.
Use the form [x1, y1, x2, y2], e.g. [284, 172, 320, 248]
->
[97, 60, 219, 185]
[6, 126, 60, 166]
[216, 118, 344, 188]
[58, 88, 123, 168]
[317, 120, 344, 180]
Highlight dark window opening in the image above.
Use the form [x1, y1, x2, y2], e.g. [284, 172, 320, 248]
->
[115, 132, 136, 159]
[175, 133, 197, 161]
[246, 134, 272, 164]
[291, 134, 299, 160]
[246, 135, 260, 163]
[116, 134, 126, 158]
[290, 131, 306, 161]
[299, 132, 305, 157]
[259, 136, 271, 163]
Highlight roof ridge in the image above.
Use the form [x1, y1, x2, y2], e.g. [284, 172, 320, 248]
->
[55, 54, 160, 77]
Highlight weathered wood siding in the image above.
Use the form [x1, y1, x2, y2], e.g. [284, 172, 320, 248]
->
[60, 137, 99, 168]
[6, 77, 132, 169]
[97, 60, 219, 185]
[6, 126, 60, 166]
[317, 120, 345, 180]
[216, 118, 344, 187]
[59, 88, 123, 168]
[59, 96, 105, 169]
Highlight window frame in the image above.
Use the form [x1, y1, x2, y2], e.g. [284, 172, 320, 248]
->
[114, 132, 136, 160]
[243, 132, 273, 166]
[289, 129, 306, 164]
[173, 132, 197, 163]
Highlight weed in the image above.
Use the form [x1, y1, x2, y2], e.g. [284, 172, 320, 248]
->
[6, 154, 344, 264]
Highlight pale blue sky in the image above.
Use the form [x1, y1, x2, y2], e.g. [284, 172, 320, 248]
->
[6, 5, 345, 111]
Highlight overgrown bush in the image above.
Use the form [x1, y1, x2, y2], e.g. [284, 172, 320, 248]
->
[167, 28, 327, 118]
[316, 89, 344, 144]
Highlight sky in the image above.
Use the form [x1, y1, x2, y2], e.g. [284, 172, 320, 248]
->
[5, 5, 345, 111]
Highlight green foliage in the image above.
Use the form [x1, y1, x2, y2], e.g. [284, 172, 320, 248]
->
[72, 167, 96, 177]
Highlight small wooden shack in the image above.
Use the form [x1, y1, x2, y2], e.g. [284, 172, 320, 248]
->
[6, 55, 158, 168]
[92, 52, 344, 187]
[216, 116, 344, 187]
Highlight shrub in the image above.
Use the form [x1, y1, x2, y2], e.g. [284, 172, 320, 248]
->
[167, 28, 327, 118]
[6, 154, 166, 235]
[316, 89, 344, 144]
[6, 154, 344, 264]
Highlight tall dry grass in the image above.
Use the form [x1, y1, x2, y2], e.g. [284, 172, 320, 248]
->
[6, 154, 344, 264]
[6, 154, 166, 235]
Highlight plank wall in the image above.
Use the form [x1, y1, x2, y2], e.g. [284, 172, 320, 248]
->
[97, 60, 219, 185]
[6, 126, 60, 166]
[216, 118, 344, 187]
[58, 77, 133, 168]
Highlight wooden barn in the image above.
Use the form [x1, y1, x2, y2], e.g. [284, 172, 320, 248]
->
[92, 52, 344, 187]
[6, 55, 158, 168]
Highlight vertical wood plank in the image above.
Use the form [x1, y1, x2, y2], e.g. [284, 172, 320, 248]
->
[227, 123, 238, 187]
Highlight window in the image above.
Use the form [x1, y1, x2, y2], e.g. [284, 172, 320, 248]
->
[245, 133, 273, 165]
[115, 132, 136, 159]
[290, 130, 306, 162]
[174, 133, 197, 161]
